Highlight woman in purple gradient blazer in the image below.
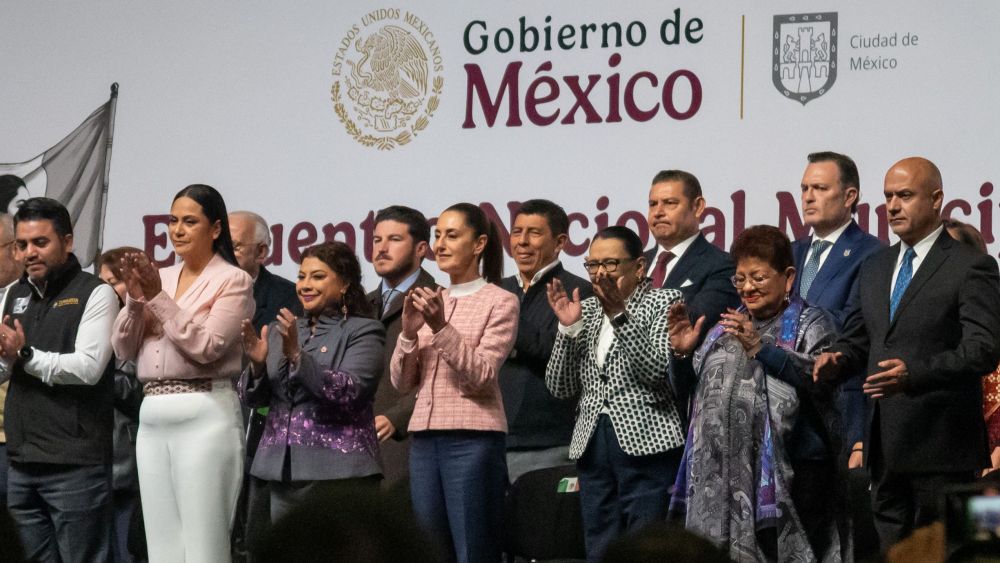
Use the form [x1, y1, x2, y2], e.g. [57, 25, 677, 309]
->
[240, 241, 386, 523]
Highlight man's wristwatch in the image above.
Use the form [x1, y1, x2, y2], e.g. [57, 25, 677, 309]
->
[611, 311, 629, 328]
[18, 346, 33, 363]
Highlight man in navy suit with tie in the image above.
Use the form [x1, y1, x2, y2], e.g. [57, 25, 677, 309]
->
[644, 170, 739, 425]
[792, 152, 884, 468]
[815, 157, 1000, 549]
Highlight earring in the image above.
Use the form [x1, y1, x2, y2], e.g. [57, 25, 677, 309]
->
[341, 291, 348, 319]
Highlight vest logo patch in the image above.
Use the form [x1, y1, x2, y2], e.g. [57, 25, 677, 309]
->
[12, 297, 28, 315]
[52, 298, 79, 308]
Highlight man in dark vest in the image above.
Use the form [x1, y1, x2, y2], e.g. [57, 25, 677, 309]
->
[0, 197, 119, 562]
[367, 205, 436, 491]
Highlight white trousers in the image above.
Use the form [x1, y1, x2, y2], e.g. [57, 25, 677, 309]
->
[137, 380, 245, 563]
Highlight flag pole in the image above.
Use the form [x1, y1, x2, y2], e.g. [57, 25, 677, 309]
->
[94, 82, 119, 266]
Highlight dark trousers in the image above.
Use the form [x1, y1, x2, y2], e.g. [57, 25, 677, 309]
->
[269, 475, 381, 524]
[869, 443, 975, 551]
[576, 415, 681, 563]
[111, 490, 139, 563]
[410, 431, 507, 563]
[0, 444, 8, 510]
[8, 461, 113, 563]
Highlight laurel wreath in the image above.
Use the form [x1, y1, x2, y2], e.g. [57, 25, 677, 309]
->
[331, 75, 443, 151]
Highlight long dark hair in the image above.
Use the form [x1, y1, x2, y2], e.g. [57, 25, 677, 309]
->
[300, 242, 373, 318]
[443, 203, 503, 284]
[172, 184, 238, 266]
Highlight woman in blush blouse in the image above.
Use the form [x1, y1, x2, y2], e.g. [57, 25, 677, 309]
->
[239, 241, 385, 523]
[112, 184, 254, 563]
[391, 202, 519, 563]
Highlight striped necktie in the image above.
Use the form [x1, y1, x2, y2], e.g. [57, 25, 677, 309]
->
[799, 239, 832, 300]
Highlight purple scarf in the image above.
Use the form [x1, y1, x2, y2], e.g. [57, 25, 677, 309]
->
[669, 296, 805, 530]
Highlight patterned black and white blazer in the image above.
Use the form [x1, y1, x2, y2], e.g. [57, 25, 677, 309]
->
[546, 280, 685, 459]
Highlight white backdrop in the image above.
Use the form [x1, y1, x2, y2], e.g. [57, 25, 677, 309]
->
[2, 1, 997, 284]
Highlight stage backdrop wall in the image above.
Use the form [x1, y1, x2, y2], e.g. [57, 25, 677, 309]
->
[2, 1, 997, 283]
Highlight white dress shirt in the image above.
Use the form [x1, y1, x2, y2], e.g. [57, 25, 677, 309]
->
[0, 282, 118, 386]
[803, 220, 852, 271]
[891, 224, 944, 289]
[647, 232, 699, 281]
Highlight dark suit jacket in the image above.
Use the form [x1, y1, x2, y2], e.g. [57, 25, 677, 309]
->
[793, 221, 884, 446]
[831, 230, 1000, 473]
[793, 221, 885, 330]
[499, 263, 592, 449]
[644, 233, 740, 423]
[252, 266, 301, 332]
[366, 268, 437, 487]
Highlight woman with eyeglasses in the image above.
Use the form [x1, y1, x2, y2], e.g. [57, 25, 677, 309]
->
[390, 203, 519, 563]
[668, 226, 849, 561]
[545, 226, 684, 562]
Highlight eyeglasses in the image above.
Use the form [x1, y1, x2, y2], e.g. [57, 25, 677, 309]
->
[731, 274, 773, 288]
[583, 258, 635, 274]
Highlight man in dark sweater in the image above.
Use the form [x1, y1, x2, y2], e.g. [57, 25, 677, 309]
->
[0, 198, 119, 563]
[501, 199, 593, 483]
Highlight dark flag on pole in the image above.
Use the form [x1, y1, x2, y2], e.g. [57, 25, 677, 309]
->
[0, 84, 119, 267]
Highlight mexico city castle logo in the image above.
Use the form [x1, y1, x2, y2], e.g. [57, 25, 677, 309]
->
[772, 12, 838, 105]
[331, 9, 444, 150]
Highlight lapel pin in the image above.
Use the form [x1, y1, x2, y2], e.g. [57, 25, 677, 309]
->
[843, 249, 851, 257]
[320, 346, 328, 353]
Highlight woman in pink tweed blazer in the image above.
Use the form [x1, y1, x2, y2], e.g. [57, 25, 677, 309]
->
[391, 203, 518, 563]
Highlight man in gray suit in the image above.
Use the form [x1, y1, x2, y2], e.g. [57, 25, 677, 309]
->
[367, 206, 437, 490]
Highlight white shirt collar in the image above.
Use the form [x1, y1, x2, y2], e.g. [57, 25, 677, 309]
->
[521, 259, 560, 290]
[899, 223, 943, 262]
[448, 277, 487, 298]
[382, 267, 421, 295]
[813, 219, 851, 245]
[649, 231, 699, 275]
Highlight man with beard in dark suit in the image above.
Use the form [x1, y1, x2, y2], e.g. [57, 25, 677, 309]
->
[367, 205, 437, 491]
[815, 157, 1000, 550]
[645, 170, 739, 426]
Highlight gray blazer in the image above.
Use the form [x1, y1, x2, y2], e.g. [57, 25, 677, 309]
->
[240, 313, 385, 481]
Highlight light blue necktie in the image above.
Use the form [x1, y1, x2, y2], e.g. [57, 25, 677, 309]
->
[381, 288, 398, 317]
[889, 247, 916, 321]
[799, 239, 832, 300]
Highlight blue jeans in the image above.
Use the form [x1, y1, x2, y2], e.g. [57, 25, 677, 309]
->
[8, 461, 113, 563]
[576, 415, 681, 563]
[410, 431, 507, 563]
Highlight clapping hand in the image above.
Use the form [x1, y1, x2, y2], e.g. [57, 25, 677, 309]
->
[813, 352, 844, 383]
[274, 308, 299, 362]
[668, 302, 704, 357]
[410, 287, 447, 333]
[546, 278, 582, 327]
[119, 251, 161, 301]
[0, 316, 25, 364]
[241, 319, 268, 369]
[592, 272, 627, 316]
[720, 308, 761, 355]
[400, 291, 426, 340]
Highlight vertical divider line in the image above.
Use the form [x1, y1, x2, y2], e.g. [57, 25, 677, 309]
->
[740, 15, 746, 119]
